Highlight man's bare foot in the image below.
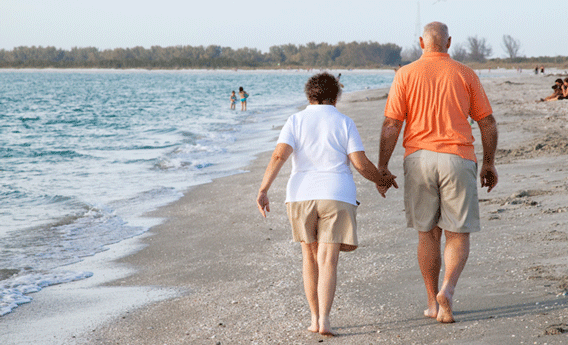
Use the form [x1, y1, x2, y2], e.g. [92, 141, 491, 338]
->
[436, 290, 455, 323]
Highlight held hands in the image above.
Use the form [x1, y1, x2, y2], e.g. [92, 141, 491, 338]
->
[376, 167, 398, 198]
[480, 163, 498, 192]
[256, 191, 270, 217]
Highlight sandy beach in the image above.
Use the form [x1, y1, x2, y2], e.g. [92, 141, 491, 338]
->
[4, 71, 568, 344]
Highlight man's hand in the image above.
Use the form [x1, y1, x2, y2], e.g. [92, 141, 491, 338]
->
[375, 167, 398, 198]
[477, 115, 498, 193]
[480, 163, 498, 192]
[256, 191, 270, 217]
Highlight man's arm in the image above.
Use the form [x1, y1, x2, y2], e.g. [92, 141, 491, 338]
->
[376, 117, 403, 197]
[477, 114, 498, 192]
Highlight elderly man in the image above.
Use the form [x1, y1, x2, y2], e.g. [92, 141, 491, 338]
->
[377, 22, 498, 323]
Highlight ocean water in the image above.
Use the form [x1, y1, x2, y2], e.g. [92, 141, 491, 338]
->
[0, 68, 394, 316]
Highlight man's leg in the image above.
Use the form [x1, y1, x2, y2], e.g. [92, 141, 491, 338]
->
[437, 230, 470, 323]
[418, 226, 443, 318]
[317, 242, 341, 336]
[301, 242, 319, 332]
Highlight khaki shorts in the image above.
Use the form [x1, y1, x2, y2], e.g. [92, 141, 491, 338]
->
[286, 199, 358, 252]
[403, 150, 480, 233]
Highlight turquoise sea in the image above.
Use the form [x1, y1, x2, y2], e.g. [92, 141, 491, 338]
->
[0, 69, 394, 316]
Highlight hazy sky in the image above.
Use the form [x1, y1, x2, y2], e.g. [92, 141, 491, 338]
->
[1, 0, 564, 58]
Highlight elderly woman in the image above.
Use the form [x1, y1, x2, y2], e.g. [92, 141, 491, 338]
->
[256, 72, 388, 336]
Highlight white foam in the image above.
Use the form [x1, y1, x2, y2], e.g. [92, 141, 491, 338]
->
[0, 271, 94, 317]
[0, 233, 179, 345]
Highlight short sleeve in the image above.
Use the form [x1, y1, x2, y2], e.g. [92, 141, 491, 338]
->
[384, 70, 407, 121]
[346, 120, 365, 154]
[277, 117, 296, 150]
[468, 73, 493, 121]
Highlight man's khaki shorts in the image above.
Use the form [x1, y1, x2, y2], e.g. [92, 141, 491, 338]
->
[403, 150, 480, 233]
[286, 199, 358, 251]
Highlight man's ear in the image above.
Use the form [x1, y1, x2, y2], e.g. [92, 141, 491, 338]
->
[419, 37, 425, 50]
[447, 36, 452, 49]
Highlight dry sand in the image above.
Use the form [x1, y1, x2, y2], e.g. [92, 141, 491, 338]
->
[11, 71, 568, 344]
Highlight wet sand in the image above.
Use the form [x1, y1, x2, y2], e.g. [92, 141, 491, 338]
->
[6, 71, 568, 344]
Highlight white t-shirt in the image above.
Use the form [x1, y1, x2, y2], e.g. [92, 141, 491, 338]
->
[277, 104, 365, 206]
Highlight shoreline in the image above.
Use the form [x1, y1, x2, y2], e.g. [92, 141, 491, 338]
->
[3, 75, 568, 344]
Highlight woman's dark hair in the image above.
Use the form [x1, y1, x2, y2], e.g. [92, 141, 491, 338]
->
[239, 86, 244, 92]
[304, 72, 342, 104]
[564, 77, 568, 83]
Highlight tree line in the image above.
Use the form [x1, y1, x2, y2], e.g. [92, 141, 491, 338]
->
[402, 34, 568, 67]
[0, 42, 402, 69]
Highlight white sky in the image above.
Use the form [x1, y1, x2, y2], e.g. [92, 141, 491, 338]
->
[0, 0, 564, 59]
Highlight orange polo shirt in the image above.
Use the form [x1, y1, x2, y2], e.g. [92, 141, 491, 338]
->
[384, 52, 492, 162]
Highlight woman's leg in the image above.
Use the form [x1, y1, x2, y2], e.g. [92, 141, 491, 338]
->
[317, 242, 341, 335]
[301, 242, 319, 332]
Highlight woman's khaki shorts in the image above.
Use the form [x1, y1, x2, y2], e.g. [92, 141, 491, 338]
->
[286, 199, 358, 251]
[404, 150, 480, 233]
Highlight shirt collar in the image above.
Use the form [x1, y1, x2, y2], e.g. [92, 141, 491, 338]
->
[307, 104, 336, 109]
[421, 52, 450, 59]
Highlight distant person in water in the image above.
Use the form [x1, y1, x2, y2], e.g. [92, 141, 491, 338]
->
[230, 91, 237, 110]
[337, 73, 344, 88]
[239, 87, 249, 111]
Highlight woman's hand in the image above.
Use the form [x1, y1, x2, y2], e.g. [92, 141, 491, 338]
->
[256, 143, 293, 218]
[256, 191, 270, 217]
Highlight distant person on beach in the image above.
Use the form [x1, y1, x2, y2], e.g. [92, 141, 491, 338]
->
[540, 65, 545, 74]
[537, 79, 565, 102]
[377, 22, 498, 323]
[256, 72, 385, 336]
[239, 86, 249, 111]
[534, 66, 539, 75]
[230, 90, 237, 110]
[562, 77, 568, 99]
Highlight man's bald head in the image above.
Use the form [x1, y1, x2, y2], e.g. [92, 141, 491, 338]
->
[421, 22, 451, 53]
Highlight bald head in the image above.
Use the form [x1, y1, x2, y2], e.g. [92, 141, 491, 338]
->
[421, 22, 451, 53]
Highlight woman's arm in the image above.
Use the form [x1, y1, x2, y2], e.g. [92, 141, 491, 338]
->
[256, 143, 293, 217]
[348, 151, 397, 198]
[348, 151, 380, 183]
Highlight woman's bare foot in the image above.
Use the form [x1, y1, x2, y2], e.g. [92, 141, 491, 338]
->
[320, 330, 335, 337]
[308, 315, 319, 333]
[319, 318, 334, 336]
[424, 303, 438, 318]
[436, 289, 455, 323]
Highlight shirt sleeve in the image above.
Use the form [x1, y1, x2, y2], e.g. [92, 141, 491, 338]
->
[468, 73, 493, 121]
[384, 70, 407, 121]
[277, 116, 296, 150]
[346, 120, 365, 154]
